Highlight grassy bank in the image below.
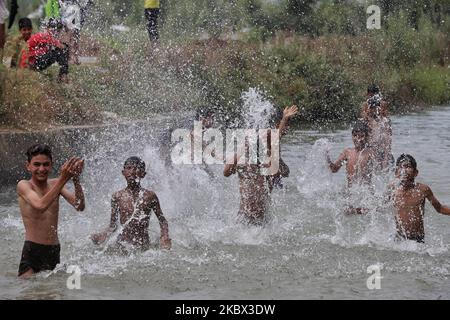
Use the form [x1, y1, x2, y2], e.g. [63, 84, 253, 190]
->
[0, 65, 102, 131]
[1, 4, 449, 130]
[68, 26, 449, 127]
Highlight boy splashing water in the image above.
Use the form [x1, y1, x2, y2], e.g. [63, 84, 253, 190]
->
[327, 121, 376, 214]
[386, 154, 450, 243]
[91, 157, 171, 252]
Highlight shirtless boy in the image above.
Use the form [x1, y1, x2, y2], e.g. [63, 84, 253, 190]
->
[17, 144, 85, 278]
[360, 84, 389, 119]
[387, 154, 450, 243]
[91, 157, 171, 251]
[223, 106, 298, 225]
[327, 121, 375, 214]
[360, 85, 393, 171]
[327, 121, 375, 187]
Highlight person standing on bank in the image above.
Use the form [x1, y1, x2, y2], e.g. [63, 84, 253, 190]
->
[144, 0, 160, 42]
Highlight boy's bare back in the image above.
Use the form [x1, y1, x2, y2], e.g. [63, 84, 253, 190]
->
[236, 164, 270, 225]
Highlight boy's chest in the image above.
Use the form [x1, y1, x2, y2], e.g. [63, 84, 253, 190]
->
[118, 200, 150, 223]
[347, 151, 371, 170]
[394, 189, 425, 209]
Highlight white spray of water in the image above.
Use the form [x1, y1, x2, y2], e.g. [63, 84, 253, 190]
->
[241, 88, 275, 129]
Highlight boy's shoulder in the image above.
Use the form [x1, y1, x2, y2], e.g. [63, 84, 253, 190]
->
[141, 188, 157, 198]
[342, 147, 353, 154]
[415, 182, 431, 193]
[17, 179, 30, 185]
[112, 189, 126, 199]
[16, 179, 31, 191]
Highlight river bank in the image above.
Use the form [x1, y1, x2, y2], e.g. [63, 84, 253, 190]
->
[1, 29, 449, 131]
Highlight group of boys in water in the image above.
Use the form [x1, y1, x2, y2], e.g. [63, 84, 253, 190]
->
[15, 85, 450, 278]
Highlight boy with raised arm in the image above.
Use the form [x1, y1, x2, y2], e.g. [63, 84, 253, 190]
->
[327, 121, 375, 188]
[386, 154, 450, 243]
[91, 157, 171, 252]
[361, 85, 393, 172]
[17, 144, 85, 278]
[326, 121, 375, 214]
[224, 106, 298, 225]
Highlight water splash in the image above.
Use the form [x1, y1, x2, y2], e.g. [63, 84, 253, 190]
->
[241, 88, 275, 129]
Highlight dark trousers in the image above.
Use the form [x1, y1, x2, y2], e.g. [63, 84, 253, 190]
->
[145, 8, 160, 42]
[32, 45, 69, 76]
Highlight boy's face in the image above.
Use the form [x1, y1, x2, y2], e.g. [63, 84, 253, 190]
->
[395, 161, 418, 182]
[26, 154, 52, 182]
[122, 164, 146, 184]
[352, 131, 367, 149]
[201, 115, 214, 129]
[20, 27, 32, 41]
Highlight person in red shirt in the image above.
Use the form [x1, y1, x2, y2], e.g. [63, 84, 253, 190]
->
[28, 18, 69, 83]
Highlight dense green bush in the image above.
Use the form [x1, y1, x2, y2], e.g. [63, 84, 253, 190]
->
[382, 12, 422, 68]
[311, 0, 366, 37]
[410, 66, 450, 105]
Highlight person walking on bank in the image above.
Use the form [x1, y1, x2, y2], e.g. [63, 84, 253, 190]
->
[144, 0, 160, 42]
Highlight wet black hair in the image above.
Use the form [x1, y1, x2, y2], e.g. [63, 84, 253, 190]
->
[367, 84, 380, 95]
[123, 156, 146, 171]
[396, 154, 417, 170]
[367, 94, 382, 109]
[352, 120, 369, 136]
[269, 108, 284, 127]
[195, 107, 214, 121]
[26, 144, 52, 162]
[18, 18, 32, 29]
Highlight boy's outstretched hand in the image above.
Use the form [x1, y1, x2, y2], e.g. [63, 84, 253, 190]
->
[283, 105, 299, 119]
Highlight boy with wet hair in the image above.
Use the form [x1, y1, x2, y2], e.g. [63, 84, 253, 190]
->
[360, 85, 393, 172]
[326, 121, 376, 215]
[360, 84, 389, 118]
[223, 106, 298, 225]
[17, 144, 85, 278]
[386, 154, 450, 243]
[327, 121, 375, 188]
[91, 156, 171, 251]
